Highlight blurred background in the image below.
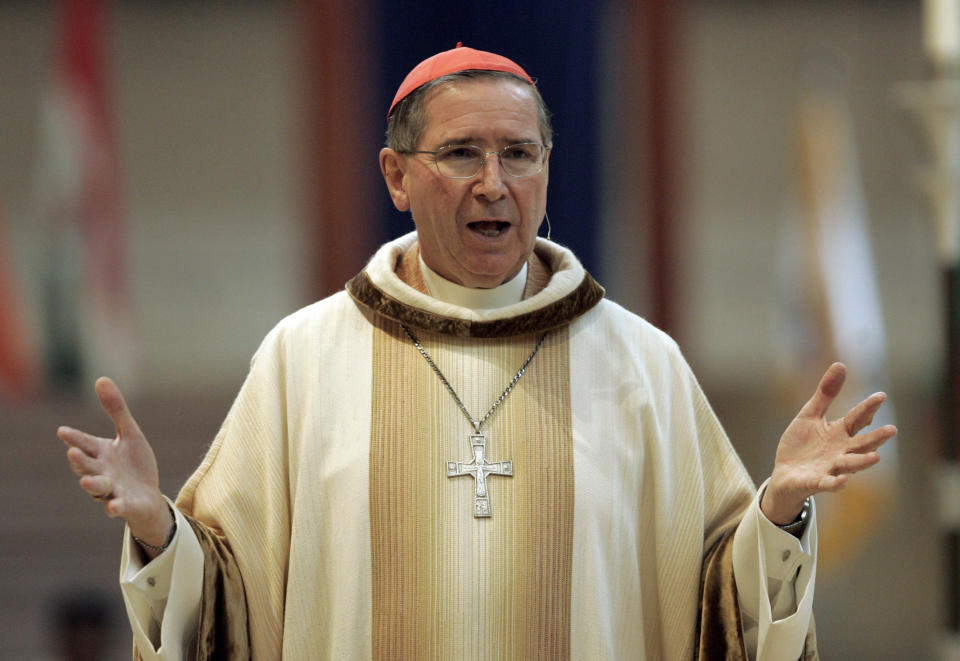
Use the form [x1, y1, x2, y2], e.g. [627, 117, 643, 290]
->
[0, 0, 949, 658]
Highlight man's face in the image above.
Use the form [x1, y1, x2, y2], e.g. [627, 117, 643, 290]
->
[381, 78, 549, 288]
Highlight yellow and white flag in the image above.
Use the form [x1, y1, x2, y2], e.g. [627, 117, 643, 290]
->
[772, 67, 897, 572]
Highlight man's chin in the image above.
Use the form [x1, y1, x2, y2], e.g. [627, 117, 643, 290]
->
[457, 261, 525, 289]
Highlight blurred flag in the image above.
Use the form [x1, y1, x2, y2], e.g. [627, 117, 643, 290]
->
[35, 0, 136, 392]
[0, 203, 41, 400]
[772, 63, 897, 572]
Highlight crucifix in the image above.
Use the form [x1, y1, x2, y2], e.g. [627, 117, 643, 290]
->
[401, 324, 545, 519]
[447, 433, 513, 517]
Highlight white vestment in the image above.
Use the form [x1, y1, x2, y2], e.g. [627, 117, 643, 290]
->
[121, 233, 816, 660]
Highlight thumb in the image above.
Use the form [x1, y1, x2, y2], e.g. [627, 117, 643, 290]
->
[94, 376, 144, 440]
[799, 362, 846, 419]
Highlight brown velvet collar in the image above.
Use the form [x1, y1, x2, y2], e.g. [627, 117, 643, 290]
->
[345, 242, 605, 339]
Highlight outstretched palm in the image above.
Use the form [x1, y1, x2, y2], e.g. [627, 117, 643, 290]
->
[59, 377, 172, 547]
[761, 363, 897, 525]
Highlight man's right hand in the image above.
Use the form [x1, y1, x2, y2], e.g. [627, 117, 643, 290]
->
[58, 377, 173, 559]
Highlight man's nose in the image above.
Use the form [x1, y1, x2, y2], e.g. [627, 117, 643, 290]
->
[473, 152, 508, 200]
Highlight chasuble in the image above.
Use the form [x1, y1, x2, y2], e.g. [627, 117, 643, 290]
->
[121, 232, 817, 660]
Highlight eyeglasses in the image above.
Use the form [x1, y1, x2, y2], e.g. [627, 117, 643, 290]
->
[403, 142, 550, 179]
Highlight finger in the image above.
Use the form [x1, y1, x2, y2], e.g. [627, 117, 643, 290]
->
[102, 496, 125, 519]
[66, 446, 100, 476]
[842, 392, 887, 436]
[58, 426, 105, 456]
[848, 424, 898, 454]
[816, 473, 849, 492]
[79, 474, 113, 498]
[95, 377, 144, 440]
[831, 451, 881, 476]
[799, 362, 846, 419]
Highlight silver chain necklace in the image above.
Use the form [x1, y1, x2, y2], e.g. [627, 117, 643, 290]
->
[401, 324, 547, 517]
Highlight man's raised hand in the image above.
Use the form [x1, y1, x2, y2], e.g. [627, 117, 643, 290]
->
[760, 362, 898, 525]
[58, 377, 173, 554]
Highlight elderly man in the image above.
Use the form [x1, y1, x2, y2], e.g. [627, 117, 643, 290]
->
[59, 45, 895, 660]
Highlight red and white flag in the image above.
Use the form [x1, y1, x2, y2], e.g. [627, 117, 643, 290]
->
[0, 203, 41, 400]
[36, 0, 136, 392]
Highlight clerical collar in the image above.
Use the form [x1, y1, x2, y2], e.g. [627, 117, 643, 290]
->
[346, 232, 606, 338]
[419, 254, 527, 310]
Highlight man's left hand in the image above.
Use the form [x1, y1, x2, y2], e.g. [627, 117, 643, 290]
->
[761, 362, 898, 525]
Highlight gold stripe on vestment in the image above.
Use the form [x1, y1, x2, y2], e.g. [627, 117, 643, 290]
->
[369, 318, 574, 660]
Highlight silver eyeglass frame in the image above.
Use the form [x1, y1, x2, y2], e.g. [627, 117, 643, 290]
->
[401, 142, 551, 179]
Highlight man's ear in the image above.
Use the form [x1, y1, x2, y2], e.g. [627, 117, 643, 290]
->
[380, 148, 410, 212]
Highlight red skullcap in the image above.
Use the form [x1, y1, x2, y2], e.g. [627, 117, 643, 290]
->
[387, 42, 535, 119]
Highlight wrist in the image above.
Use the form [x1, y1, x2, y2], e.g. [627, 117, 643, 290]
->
[760, 482, 807, 526]
[130, 498, 175, 549]
[775, 498, 811, 536]
[133, 516, 177, 554]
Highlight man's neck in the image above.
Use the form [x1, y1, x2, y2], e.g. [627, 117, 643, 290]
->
[419, 255, 527, 310]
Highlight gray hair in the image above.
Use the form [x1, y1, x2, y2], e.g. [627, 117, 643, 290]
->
[386, 70, 553, 152]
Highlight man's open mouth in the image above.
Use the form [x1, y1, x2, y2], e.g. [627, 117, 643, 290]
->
[468, 221, 510, 237]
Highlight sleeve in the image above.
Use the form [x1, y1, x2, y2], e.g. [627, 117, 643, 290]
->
[171, 318, 295, 660]
[118, 307, 309, 661]
[733, 481, 818, 661]
[120, 500, 204, 661]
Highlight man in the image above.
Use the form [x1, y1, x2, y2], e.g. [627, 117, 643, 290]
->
[59, 45, 896, 660]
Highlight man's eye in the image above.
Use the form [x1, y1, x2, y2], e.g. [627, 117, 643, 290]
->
[440, 147, 477, 160]
[503, 146, 537, 161]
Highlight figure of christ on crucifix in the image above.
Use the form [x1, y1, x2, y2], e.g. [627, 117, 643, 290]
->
[447, 433, 513, 517]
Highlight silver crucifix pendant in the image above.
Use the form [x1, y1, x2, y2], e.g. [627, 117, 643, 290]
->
[447, 433, 513, 517]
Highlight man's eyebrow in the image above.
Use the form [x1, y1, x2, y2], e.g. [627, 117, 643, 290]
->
[435, 136, 541, 148]
[434, 136, 482, 148]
